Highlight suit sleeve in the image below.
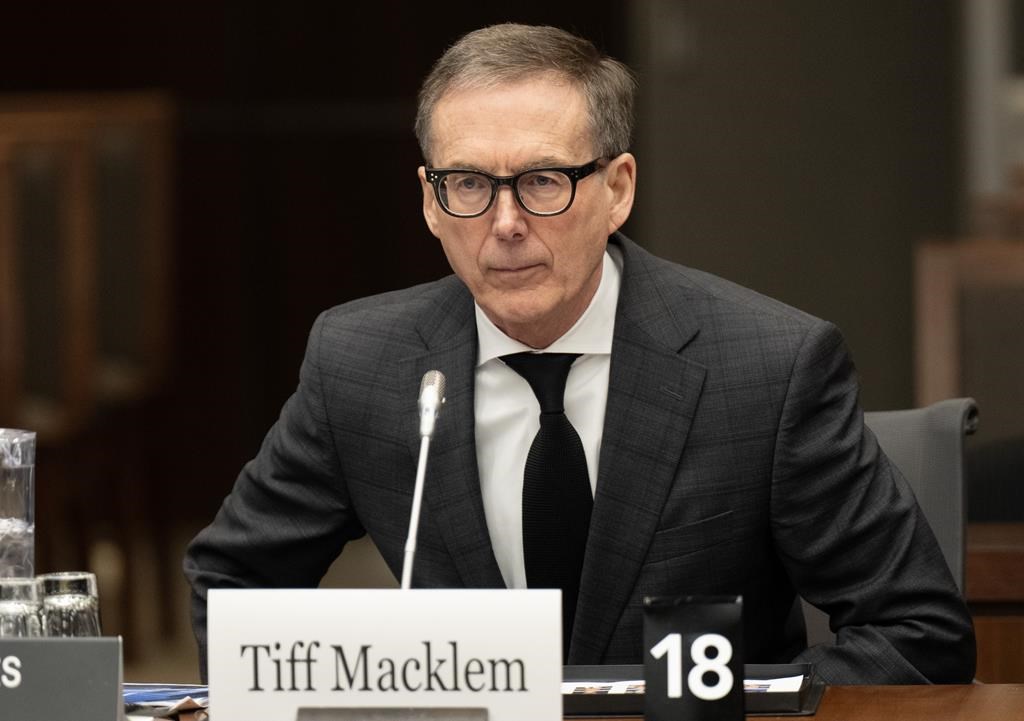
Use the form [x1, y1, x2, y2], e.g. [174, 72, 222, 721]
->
[771, 320, 975, 683]
[182, 312, 365, 679]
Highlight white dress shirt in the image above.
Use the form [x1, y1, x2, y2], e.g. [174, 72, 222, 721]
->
[474, 247, 622, 589]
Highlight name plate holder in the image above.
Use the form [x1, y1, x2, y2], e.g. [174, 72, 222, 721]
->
[0, 637, 123, 721]
[208, 588, 562, 721]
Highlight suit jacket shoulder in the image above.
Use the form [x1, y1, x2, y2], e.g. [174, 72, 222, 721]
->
[612, 232, 835, 397]
[616, 233, 823, 341]
[314, 274, 473, 359]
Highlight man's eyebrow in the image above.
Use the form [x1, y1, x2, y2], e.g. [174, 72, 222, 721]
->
[439, 160, 488, 172]
[436, 156, 573, 174]
[509, 156, 571, 174]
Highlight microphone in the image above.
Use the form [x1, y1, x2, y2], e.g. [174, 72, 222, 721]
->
[402, 370, 447, 589]
[418, 370, 447, 438]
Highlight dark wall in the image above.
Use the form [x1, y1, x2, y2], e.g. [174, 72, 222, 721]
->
[631, 1, 962, 412]
[1, 2, 628, 514]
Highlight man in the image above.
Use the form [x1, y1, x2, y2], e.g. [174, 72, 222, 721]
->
[185, 23, 975, 684]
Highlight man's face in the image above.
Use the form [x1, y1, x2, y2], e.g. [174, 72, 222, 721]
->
[419, 76, 635, 348]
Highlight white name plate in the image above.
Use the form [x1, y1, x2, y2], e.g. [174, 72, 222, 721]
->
[208, 588, 561, 721]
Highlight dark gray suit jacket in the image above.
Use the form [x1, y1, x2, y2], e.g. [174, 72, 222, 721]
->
[184, 233, 975, 684]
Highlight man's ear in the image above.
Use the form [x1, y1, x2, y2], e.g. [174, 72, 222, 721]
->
[604, 153, 637, 234]
[418, 166, 442, 239]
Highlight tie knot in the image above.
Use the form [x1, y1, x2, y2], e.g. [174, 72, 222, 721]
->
[501, 352, 581, 413]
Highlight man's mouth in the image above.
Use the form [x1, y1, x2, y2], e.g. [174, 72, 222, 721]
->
[487, 263, 544, 287]
[492, 263, 542, 274]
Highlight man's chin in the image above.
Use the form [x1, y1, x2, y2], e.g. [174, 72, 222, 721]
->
[485, 294, 547, 321]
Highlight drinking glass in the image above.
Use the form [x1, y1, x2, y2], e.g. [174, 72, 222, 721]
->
[0, 428, 35, 578]
[0, 577, 43, 637]
[39, 571, 102, 637]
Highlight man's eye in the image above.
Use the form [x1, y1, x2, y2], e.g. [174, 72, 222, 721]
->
[449, 174, 488, 192]
[522, 172, 566, 190]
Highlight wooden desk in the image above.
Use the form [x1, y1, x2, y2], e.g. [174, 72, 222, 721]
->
[967, 523, 1024, 682]
[579, 685, 1024, 721]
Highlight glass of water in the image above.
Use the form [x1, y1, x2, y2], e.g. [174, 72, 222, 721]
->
[0, 428, 35, 578]
[39, 571, 102, 637]
[0, 577, 43, 637]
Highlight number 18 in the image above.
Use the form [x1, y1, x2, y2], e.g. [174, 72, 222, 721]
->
[649, 632, 734, 701]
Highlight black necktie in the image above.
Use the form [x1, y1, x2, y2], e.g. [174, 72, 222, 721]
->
[501, 352, 593, 661]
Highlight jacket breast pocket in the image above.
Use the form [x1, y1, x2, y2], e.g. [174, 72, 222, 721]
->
[644, 509, 737, 565]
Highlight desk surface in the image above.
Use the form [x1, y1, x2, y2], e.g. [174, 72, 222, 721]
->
[581, 684, 1024, 721]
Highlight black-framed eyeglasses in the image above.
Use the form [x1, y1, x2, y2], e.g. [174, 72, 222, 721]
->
[425, 158, 607, 218]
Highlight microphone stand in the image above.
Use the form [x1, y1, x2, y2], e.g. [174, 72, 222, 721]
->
[401, 434, 431, 590]
[401, 370, 445, 590]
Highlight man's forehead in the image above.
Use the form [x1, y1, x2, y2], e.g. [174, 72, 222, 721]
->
[428, 80, 592, 170]
[442, 70, 577, 102]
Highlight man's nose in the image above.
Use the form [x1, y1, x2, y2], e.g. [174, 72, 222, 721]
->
[490, 186, 527, 240]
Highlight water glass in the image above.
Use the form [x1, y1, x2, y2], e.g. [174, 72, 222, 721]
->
[0, 577, 43, 637]
[0, 428, 35, 578]
[39, 571, 102, 637]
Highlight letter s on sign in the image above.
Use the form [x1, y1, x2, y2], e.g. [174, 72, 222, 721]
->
[1, 655, 22, 688]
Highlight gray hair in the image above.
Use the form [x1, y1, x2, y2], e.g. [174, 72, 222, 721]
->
[415, 23, 637, 164]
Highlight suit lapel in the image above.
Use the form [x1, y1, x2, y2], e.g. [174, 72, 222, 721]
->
[571, 236, 707, 663]
[397, 281, 505, 589]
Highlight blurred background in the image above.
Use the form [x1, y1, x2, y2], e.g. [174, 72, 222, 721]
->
[0, 0, 1021, 683]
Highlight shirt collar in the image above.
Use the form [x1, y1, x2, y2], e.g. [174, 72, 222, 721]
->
[475, 245, 622, 366]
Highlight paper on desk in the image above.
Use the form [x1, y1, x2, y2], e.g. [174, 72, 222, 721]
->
[561, 674, 805, 695]
[124, 683, 209, 720]
[562, 679, 646, 695]
[743, 675, 804, 693]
